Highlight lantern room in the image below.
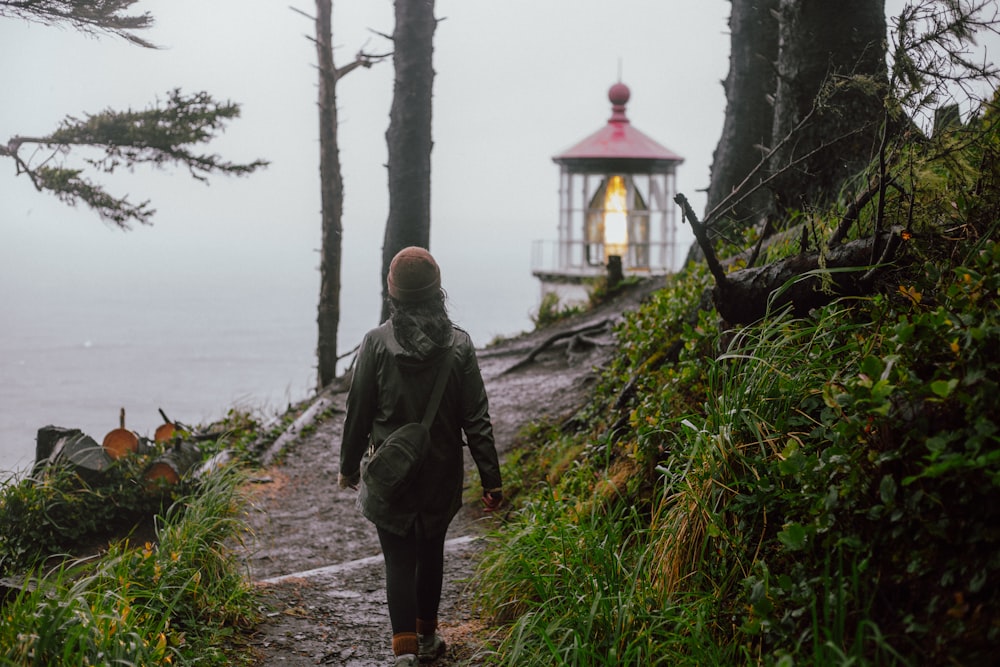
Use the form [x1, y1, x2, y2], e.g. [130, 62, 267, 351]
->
[532, 81, 683, 304]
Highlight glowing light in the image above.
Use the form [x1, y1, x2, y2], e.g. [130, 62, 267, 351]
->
[603, 175, 628, 259]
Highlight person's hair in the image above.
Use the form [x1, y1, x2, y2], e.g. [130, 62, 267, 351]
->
[390, 289, 452, 353]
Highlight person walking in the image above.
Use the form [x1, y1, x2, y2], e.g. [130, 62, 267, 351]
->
[338, 246, 503, 666]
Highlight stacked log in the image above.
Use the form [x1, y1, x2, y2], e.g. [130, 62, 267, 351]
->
[34, 409, 205, 489]
[143, 441, 203, 486]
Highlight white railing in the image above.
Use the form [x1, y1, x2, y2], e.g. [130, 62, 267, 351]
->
[531, 239, 673, 278]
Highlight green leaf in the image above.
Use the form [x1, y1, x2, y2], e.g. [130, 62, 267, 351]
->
[778, 523, 808, 551]
[822, 383, 846, 408]
[930, 378, 958, 398]
[894, 320, 916, 344]
[879, 474, 897, 504]
[860, 355, 884, 380]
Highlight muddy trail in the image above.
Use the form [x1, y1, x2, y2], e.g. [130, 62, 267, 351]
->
[241, 279, 660, 665]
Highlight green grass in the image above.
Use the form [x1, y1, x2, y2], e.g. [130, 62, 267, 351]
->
[0, 465, 257, 666]
[474, 494, 731, 666]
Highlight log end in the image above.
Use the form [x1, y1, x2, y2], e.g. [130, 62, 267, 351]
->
[154, 423, 176, 443]
[102, 430, 139, 459]
[144, 461, 181, 486]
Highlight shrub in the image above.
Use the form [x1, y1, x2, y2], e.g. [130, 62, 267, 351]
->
[0, 466, 256, 666]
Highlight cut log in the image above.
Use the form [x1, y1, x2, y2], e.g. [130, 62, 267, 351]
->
[154, 422, 177, 442]
[102, 408, 139, 459]
[144, 441, 202, 486]
[35, 426, 113, 485]
[35, 425, 73, 464]
[154, 407, 196, 442]
[713, 231, 901, 324]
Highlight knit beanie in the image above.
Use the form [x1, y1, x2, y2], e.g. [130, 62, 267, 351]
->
[387, 246, 441, 302]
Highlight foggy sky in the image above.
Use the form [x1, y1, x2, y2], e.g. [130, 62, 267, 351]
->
[1, 0, 731, 347]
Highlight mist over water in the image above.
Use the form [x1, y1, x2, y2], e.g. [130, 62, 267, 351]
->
[0, 263, 536, 477]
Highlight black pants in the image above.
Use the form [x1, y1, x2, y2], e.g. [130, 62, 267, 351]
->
[377, 523, 447, 634]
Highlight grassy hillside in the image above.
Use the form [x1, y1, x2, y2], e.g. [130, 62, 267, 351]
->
[472, 98, 1000, 665]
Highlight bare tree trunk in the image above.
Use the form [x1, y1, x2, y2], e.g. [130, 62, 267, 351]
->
[316, 0, 343, 389]
[768, 0, 887, 215]
[703, 0, 779, 229]
[380, 0, 436, 323]
[699, 0, 888, 267]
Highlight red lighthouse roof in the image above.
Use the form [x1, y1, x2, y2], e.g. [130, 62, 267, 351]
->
[553, 82, 683, 171]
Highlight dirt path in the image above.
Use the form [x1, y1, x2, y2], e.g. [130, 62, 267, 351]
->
[241, 280, 660, 665]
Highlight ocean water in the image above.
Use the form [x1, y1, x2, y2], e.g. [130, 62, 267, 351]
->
[1, 283, 314, 477]
[1, 274, 535, 478]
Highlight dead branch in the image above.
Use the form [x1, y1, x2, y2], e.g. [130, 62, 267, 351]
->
[702, 106, 819, 229]
[675, 193, 731, 288]
[745, 215, 773, 269]
[336, 49, 392, 78]
[702, 106, 874, 242]
[828, 175, 895, 247]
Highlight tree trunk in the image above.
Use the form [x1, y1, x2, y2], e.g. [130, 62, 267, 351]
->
[380, 0, 436, 323]
[703, 0, 779, 229]
[316, 0, 344, 389]
[768, 0, 887, 215]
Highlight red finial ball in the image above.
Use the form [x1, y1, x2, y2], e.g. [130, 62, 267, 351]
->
[608, 82, 631, 106]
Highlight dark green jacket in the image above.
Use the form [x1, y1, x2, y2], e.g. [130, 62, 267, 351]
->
[340, 321, 501, 536]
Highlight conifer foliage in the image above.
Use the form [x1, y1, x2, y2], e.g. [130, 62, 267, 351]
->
[0, 0, 267, 228]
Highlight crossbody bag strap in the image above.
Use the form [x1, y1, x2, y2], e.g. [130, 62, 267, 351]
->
[420, 344, 454, 429]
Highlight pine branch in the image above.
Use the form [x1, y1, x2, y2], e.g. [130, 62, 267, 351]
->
[41, 89, 267, 178]
[0, 0, 157, 47]
[36, 165, 155, 226]
[3, 90, 269, 228]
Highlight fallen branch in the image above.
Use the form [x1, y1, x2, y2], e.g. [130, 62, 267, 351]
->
[260, 384, 347, 467]
[713, 230, 901, 324]
[501, 319, 612, 375]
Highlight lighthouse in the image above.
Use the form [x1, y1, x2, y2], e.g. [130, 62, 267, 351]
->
[532, 82, 683, 305]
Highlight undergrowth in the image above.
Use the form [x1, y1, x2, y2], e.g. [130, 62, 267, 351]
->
[0, 409, 274, 665]
[0, 408, 272, 576]
[0, 466, 257, 666]
[473, 97, 1000, 665]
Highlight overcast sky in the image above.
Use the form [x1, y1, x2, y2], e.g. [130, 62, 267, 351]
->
[1, 0, 738, 347]
[3, 1, 998, 470]
[3, 1, 998, 345]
